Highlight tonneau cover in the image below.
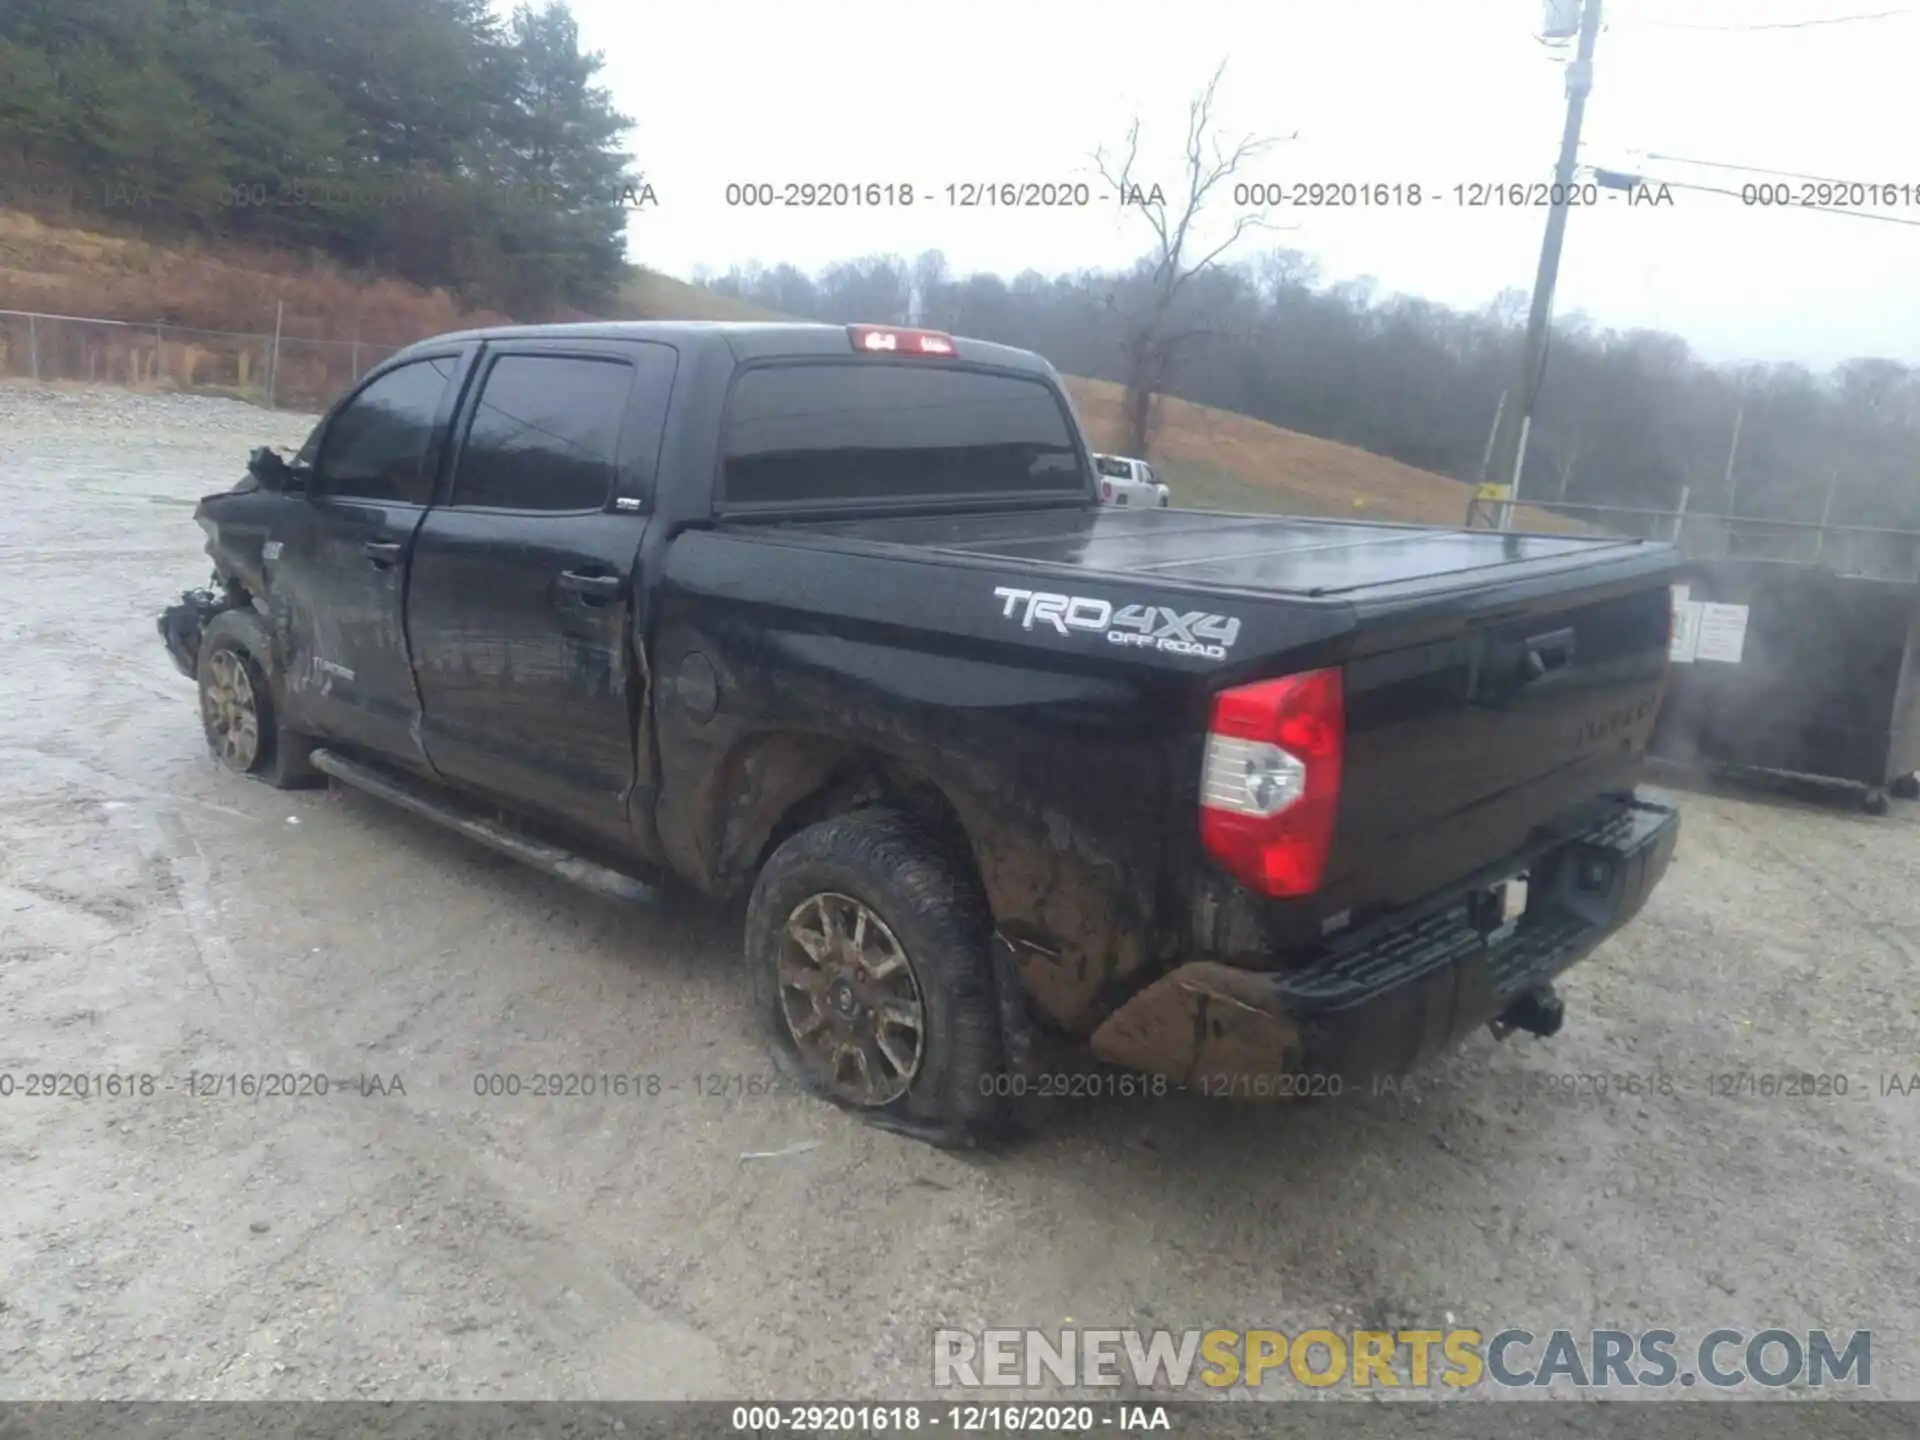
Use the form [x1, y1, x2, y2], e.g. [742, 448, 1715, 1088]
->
[778, 507, 1650, 600]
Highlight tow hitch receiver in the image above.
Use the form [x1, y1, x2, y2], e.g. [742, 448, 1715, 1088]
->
[1491, 985, 1565, 1040]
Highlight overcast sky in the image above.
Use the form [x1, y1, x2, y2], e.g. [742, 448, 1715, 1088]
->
[544, 0, 1919, 369]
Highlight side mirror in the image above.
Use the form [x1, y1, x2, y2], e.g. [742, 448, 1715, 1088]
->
[246, 445, 309, 493]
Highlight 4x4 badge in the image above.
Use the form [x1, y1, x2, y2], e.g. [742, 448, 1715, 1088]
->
[992, 587, 1241, 660]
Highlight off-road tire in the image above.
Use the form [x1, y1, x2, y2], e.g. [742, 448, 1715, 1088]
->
[745, 809, 1007, 1148]
[195, 609, 322, 790]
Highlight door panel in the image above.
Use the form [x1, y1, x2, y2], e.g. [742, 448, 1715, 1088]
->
[407, 341, 677, 844]
[273, 350, 468, 766]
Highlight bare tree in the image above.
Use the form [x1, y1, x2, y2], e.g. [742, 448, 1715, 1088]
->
[1093, 60, 1292, 456]
[910, 248, 950, 327]
[693, 250, 1920, 538]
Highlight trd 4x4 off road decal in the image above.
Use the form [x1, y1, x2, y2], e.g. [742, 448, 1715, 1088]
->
[992, 587, 1243, 660]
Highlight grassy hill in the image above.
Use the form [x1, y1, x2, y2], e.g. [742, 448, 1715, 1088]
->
[0, 209, 1540, 529]
[615, 270, 793, 323]
[1064, 378, 1495, 526]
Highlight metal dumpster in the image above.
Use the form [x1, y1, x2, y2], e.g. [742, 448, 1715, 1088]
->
[1464, 495, 1920, 811]
[1651, 559, 1920, 809]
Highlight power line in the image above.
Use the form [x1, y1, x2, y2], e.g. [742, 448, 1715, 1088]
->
[1628, 151, 1866, 188]
[1608, 6, 1918, 30]
[1610, 170, 1920, 227]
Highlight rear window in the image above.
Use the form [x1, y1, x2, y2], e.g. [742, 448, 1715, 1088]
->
[722, 362, 1085, 508]
[1094, 455, 1133, 479]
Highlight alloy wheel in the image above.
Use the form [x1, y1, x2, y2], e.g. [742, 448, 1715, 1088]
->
[202, 649, 261, 771]
[777, 892, 926, 1106]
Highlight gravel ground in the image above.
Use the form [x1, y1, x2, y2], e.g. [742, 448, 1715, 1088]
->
[1, 380, 1917, 1404]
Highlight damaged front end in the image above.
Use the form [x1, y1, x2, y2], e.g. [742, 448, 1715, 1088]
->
[157, 446, 294, 680]
[157, 581, 236, 679]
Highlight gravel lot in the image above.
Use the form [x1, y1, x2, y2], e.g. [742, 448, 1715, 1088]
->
[2, 380, 1917, 1404]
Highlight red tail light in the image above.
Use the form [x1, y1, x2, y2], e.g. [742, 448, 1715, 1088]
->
[848, 324, 956, 356]
[1199, 668, 1345, 897]
[1101, 480, 1114, 499]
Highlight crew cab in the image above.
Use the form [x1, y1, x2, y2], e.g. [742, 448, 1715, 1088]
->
[158, 320, 1680, 1147]
[1094, 453, 1170, 507]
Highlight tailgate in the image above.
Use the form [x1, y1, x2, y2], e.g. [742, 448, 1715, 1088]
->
[1323, 568, 1674, 918]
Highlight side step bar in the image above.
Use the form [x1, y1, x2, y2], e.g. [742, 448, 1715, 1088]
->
[308, 749, 663, 906]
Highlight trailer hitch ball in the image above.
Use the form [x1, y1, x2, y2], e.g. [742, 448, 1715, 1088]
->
[1492, 985, 1565, 1041]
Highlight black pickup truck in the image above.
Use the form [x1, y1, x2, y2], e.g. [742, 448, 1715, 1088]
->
[158, 320, 1680, 1146]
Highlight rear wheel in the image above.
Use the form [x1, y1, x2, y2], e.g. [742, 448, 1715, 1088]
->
[195, 609, 321, 789]
[745, 809, 1006, 1148]
[1891, 773, 1920, 801]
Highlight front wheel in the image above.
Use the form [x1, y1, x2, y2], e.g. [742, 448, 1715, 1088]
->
[745, 810, 1006, 1148]
[195, 609, 321, 789]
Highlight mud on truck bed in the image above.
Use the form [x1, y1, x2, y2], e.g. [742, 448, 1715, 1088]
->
[158, 320, 1680, 1147]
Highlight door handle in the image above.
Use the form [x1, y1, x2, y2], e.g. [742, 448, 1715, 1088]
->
[1521, 627, 1577, 682]
[363, 540, 404, 568]
[1469, 626, 1578, 709]
[557, 569, 623, 603]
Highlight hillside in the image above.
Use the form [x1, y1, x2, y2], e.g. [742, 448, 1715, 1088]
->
[1065, 378, 1487, 525]
[616, 271, 794, 323]
[0, 211, 1517, 528]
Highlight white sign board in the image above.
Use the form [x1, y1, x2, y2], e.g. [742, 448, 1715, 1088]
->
[1669, 585, 1702, 664]
[1696, 602, 1750, 664]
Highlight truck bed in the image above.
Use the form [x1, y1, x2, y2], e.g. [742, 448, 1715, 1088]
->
[672, 505, 1677, 944]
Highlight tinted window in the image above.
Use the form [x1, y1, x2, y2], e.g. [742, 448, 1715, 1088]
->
[450, 355, 633, 511]
[317, 355, 456, 504]
[722, 363, 1084, 507]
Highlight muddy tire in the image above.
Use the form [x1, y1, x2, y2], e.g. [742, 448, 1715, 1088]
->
[745, 809, 1006, 1148]
[195, 609, 322, 790]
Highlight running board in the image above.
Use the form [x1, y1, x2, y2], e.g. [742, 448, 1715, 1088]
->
[308, 748, 663, 906]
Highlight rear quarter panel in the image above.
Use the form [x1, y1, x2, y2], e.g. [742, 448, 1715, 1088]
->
[649, 529, 1302, 1034]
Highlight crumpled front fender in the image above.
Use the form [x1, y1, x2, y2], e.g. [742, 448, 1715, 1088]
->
[157, 586, 232, 680]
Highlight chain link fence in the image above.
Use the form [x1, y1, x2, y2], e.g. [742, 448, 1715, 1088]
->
[1465, 495, 1920, 584]
[0, 309, 405, 413]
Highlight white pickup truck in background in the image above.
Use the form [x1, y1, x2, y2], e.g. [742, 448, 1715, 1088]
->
[1092, 453, 1171, 507]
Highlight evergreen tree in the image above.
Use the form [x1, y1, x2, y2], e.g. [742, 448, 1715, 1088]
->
[0, 0, 639, 317]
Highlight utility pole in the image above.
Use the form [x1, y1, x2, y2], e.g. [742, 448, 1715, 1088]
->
[1476, 390, 1508, 485]
[1494, 0, 1604, 529]
[1720, 403, 1745, 510]
[1719, 401, 1745, 556]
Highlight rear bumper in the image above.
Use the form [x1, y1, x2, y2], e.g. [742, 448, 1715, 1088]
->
[1088, 789, 1680, 1090]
